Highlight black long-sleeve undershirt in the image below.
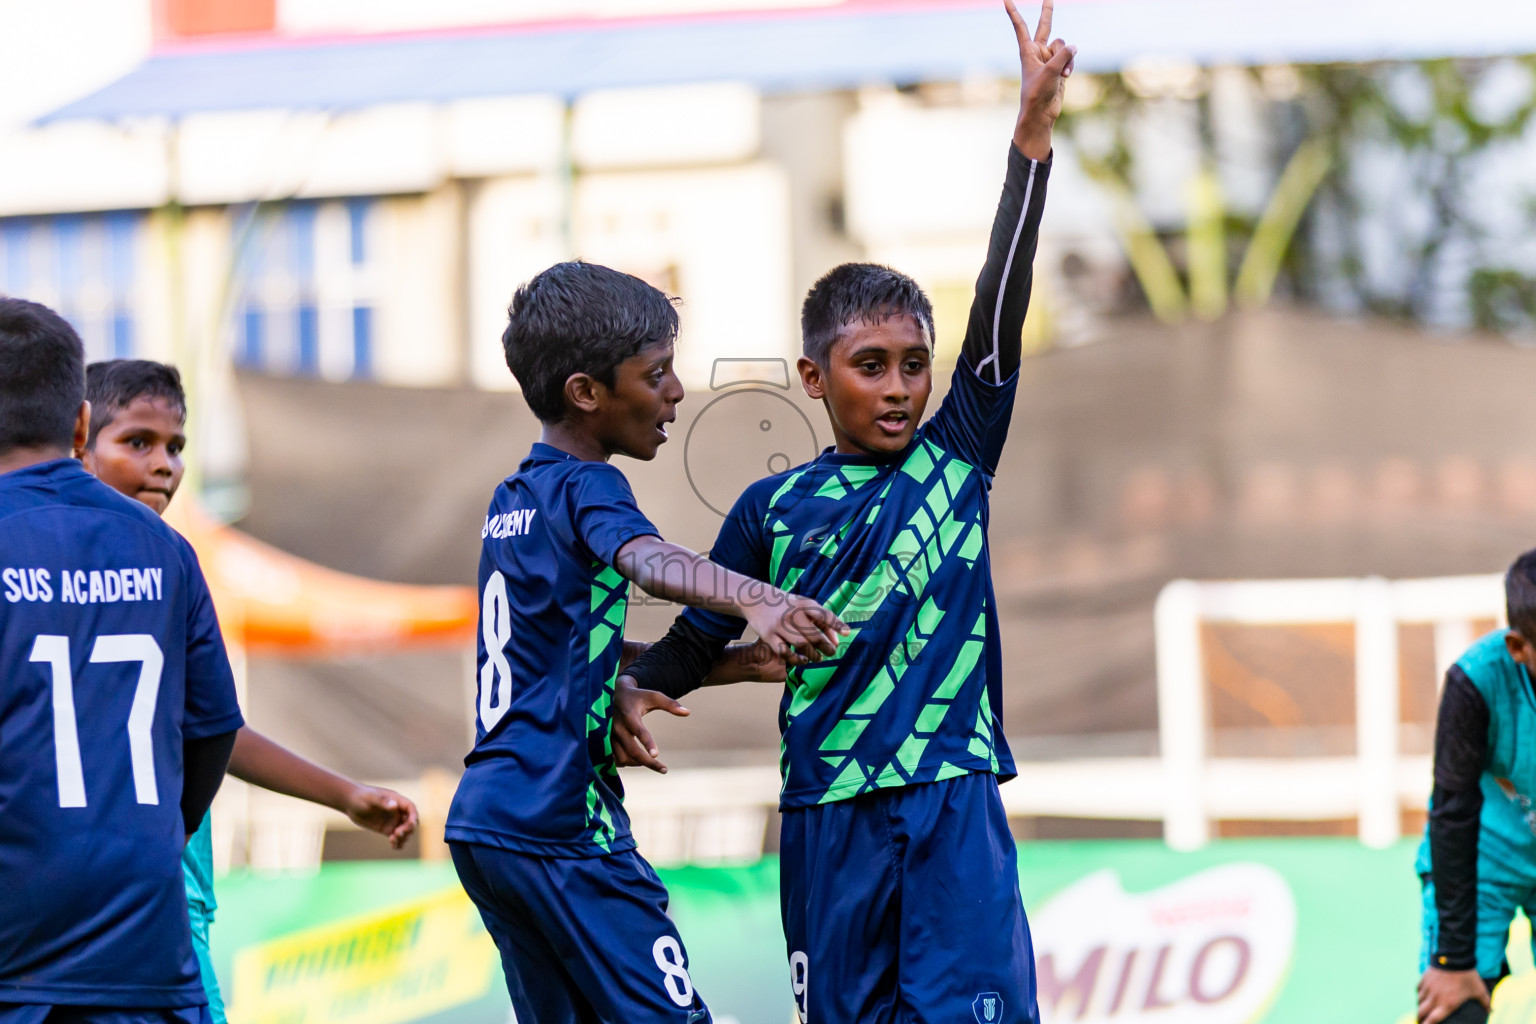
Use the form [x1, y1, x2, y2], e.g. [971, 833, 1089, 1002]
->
[1428, 665, 1491, 970]
[182, 729, 238, 836]
[958, 144, 1050, 385]
[623, 618, 730, 700]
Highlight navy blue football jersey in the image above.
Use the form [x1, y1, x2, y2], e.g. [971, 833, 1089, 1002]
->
[674, 146, 1048, 811]
[684, 358, 1019, 808]
[446, 444, 660, 858]
[0, 459, 242, 1006]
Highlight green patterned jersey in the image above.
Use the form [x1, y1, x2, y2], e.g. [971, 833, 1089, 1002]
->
[446, 444, 658, 857]
[679, 146, 1048, 809]
[684, 359, 1018, 807]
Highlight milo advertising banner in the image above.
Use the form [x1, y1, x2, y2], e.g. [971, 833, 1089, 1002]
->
[208, 840, 1535, 1024]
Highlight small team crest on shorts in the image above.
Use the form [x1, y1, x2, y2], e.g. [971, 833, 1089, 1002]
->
[972, 992, 1004, 1023]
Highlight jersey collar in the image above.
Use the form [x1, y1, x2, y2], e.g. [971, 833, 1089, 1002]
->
[813, 437, 919, 468]
[0, 456, 92, 488]
[524, 441, 581, 466]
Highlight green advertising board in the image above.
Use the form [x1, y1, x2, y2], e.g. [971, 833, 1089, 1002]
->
[207, 839, 1534, 1024]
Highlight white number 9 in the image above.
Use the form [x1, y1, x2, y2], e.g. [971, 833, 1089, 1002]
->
[790, 950, 809, 1021]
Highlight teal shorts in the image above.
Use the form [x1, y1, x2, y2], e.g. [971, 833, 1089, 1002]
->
[1420, 874, 1536, 981]
[187, 901, 226, 1024]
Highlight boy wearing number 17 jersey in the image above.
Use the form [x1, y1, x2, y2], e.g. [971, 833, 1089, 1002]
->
[78, 358, 420, 1024]
[0, 298, 243, 1020]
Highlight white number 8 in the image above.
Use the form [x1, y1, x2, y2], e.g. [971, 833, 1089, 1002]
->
[479, 571, 514, 731]
[652, 935, 695, 1007]
[790, 950, 809, 1022]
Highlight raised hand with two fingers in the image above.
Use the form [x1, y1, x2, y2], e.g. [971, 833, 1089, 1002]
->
[1006, 0, 1076, 161]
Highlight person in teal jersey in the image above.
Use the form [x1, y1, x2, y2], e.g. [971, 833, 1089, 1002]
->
[616, 4, 1074, 1020]
[1416, 551, 1536, 1024]
[81, 359, 421, 1023]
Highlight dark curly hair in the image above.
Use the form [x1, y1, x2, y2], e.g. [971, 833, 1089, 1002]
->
[0, 297, 85, 456]
[801, 262, 934, 367]
[501, 262, 679, 423]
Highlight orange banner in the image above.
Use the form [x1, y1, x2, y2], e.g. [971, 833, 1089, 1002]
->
[167, 502, 476, 656]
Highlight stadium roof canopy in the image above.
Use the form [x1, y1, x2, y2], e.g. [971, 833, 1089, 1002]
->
[42, 0, 1536, 122]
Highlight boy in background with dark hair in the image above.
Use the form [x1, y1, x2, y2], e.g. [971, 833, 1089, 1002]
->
[0, 299, 242, 1021]
[1415, 550, 1536, 1024]
[446, 260, 844, 1024]
[617, 3, 1072, 1020]
[80, 358, 420, 1024]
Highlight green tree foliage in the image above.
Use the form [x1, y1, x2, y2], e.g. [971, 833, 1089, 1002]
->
[1056, 58, 1536, 335]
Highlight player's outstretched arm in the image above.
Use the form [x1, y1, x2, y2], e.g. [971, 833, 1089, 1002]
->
[183, 729, 238, 839]
[228, 727, 419, 848]
[615, 535, 846, 659]
[1418, 665, 1492, 1023]
[958, 0, 1073, 389]
[611, 638, 786, 773]
[707, 638, 786, 684]
[623, 636, 783, 684]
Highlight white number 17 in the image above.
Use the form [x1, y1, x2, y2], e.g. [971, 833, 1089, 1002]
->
[30, 633, 164, 808]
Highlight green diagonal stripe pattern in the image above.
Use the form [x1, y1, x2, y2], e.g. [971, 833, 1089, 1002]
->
[584, 562, 630, 850]
[762, 434, 1002, 807]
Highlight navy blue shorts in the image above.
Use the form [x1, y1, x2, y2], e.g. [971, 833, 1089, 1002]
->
[779, 771, 1038, 1024]
[450, 841, 710, 1024]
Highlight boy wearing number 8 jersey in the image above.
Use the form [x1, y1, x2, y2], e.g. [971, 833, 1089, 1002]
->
[446, 262, 845, 1024]
[0, 298, 243, 1021]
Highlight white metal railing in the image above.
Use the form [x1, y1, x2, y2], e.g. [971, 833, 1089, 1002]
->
[1155, 573, 1504, 851]
[213, 573, 1505, 869]
[211, 766, 782, 873]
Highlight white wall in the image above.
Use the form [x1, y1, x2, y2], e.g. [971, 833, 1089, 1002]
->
[0, 0, 150, 132]
[468, 82, 786, 390]
[467, 162, 795, 391]
[373, 187, 466, 387]
[0, 96, 568, 217]
[843, 89, 1122, 351]
[576, 162, 795, 385]
[467, 175, 566, 391]
[0, 121, 169, 217]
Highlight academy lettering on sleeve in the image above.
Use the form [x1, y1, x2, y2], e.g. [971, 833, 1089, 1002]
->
[482, 509, 539, 540]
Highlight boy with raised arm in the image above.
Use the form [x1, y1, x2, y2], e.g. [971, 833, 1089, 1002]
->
[616, 4, 1073, 1020]
[1415, 552, 1536, 1024]
[0, 299, 242, 1022]
[79, 358, 420, 1024]
[445, 261, 844, 1024]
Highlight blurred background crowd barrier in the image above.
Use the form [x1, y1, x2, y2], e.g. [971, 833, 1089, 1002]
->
[6, 0, 1536, 1020]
